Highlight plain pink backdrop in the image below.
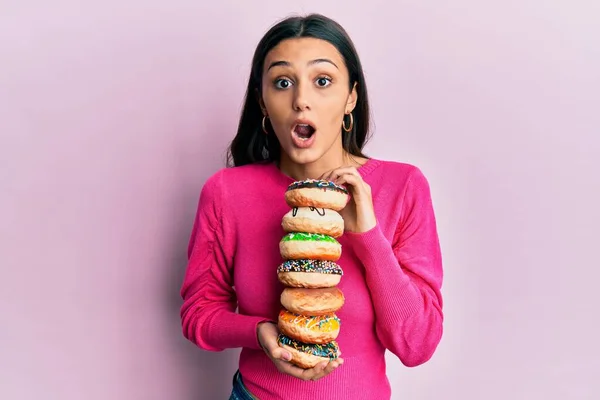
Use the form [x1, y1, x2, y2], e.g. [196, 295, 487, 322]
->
[1, 1, 598, 399]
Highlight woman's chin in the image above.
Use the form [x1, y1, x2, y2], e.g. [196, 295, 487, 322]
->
[285, 148, 324, 165]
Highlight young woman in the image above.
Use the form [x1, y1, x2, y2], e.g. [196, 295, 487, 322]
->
[180, 13, 444, 400]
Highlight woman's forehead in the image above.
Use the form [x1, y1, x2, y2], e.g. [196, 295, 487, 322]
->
[264, 38, 344, 68]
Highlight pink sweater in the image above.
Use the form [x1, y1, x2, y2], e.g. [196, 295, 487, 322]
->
[180, 158, 444, 399]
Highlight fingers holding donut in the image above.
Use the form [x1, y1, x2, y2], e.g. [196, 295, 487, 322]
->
[258, 322, 343, 381]
[319, 166, 377, 233]
[320, 166, 371, 199]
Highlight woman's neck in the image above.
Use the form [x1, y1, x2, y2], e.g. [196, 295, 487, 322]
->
[277, 151, 366, 181]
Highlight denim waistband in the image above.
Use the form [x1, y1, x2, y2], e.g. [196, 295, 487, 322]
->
[229, 370, 256, 400]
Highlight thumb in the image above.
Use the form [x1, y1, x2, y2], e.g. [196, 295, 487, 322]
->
[257, 322, 292, 361]
[270, 346, 292, 361]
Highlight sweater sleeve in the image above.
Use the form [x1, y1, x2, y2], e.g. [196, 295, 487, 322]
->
[344, 167, 444, 367]
[179, 170, 271, 351]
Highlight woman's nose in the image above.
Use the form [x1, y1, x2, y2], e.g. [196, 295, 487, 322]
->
[292, 82, 311, 111]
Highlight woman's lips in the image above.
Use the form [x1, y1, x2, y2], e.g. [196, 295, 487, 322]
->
[291, 124, 316, 149]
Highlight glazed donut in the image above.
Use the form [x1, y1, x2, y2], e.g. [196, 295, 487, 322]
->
[277, 333, 340, 369]
[279, 232, 341, 261]
[277, 259, 343, 288]
[285, 179, 349, 212]
[278, 309, 340, 344]
[281, 287, 345, 316]
[281, 206, 344, 238]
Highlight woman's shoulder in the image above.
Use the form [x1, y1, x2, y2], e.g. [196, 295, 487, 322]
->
[363, 157, 428, 183]
[213, 161, 275, 180]
[199, 161, 278, 196]
[364, 158, 436, 212]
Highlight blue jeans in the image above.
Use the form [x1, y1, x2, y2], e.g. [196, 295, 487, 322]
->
[229, 370, 256, 400]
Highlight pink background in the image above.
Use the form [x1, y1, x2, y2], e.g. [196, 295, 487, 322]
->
[1, 1, 598, 399]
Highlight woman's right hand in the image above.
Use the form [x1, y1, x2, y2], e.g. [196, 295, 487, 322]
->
[257, 321, 343, 381]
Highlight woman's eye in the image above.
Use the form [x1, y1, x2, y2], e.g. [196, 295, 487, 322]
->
[275, 79, 292, 89]
[316, 77, 332, 87]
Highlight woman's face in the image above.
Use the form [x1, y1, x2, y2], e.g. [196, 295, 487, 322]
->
[260, 37, 357, 166]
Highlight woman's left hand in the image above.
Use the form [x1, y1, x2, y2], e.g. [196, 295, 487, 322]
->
[320, 166, 377, 233]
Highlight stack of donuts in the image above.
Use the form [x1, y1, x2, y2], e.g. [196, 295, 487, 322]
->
[276, 179, 349, 369]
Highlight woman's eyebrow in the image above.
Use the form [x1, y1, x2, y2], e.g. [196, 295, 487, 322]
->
[267, 58, 339, 71]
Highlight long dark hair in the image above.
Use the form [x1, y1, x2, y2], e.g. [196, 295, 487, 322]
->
[226, 13, 372, 167]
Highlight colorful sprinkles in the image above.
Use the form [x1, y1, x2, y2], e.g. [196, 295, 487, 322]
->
[277, 259, 343, 275]
[286, 179, 349, 195]
[279, 310, 341, 332]
[277, 333, 339, 359]
[281, 232, 339, 244]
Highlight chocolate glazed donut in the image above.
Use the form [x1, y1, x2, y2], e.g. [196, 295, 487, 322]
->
[284, 179, 349, 212]
[277, 259, 343, 289]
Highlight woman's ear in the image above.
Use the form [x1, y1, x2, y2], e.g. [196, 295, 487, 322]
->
[256, 89, 267, 115]
[345, 82, 358, 113]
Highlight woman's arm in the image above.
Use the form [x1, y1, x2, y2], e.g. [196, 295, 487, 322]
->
[180, 170, 270, 351]
[324, 165, 444, 367]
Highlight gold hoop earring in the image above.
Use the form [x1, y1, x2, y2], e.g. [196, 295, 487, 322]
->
[262, 115, 269, 134]
[342, 113, 353, 132]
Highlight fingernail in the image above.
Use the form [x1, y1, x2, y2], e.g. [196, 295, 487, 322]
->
[283, 352, 292, 361]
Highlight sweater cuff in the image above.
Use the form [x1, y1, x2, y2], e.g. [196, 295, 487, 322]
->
[204, 313, 273, 351]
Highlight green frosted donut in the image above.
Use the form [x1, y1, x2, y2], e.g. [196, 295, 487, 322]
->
[281, 232, 339, 244]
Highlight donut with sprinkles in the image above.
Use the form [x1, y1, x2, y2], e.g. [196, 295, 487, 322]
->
[277, 259, 343, 288]
[285, 179, 350, 211]
[277, 333, 340, 369]
[278, 309, 341, 344]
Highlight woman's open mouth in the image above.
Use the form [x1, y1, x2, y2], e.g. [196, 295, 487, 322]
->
[291, 121, 316, 149]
